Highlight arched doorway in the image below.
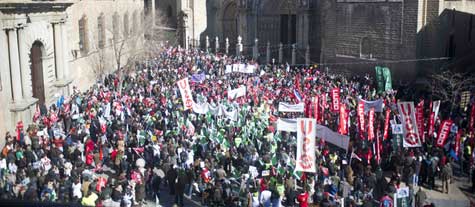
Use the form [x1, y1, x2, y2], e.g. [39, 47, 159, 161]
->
[30, 41, 45, 105]
[222, 2, 238, 53]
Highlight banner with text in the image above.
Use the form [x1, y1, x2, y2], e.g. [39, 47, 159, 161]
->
[177, 78, 193, 110]
[397, 102, 422, 147]
[279, 102, 305, 112]
[296, 118, 317, 173]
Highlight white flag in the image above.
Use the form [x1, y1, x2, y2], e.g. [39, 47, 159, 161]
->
[397, 102, 422, 147]
[296, 118, 317, 173]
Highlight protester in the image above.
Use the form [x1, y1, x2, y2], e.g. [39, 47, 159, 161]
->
[0, 45, 473, 207]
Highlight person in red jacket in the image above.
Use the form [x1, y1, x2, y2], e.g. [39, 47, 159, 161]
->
[297, 190, 309, 207]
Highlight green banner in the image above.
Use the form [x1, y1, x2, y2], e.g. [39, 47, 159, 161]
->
[382, 67, 392, 91]
[375, 66, 384, 93]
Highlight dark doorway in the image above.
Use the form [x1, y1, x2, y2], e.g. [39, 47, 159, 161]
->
[280, 14, 296, 45]
[222, 2, 238, 54]
[30, 41, 45, 105]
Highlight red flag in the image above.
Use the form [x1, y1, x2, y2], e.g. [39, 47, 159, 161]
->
[383, 109, 390, 140]
[470, 103, 475, 133]
[331, 88, 340, 112]
[313, 96, 320, 123]
[455, 129, 462, 157]
[99, 145, 103, 161]
[321, 94, 326, 124]
[376, 125, 382, 164]
[416, 100, 425, 143]
[338, 104, 349, 135]
[368, 107, 375, 141]
[436, 120, 453, 147]
[96, 177, 107, 192]
[16, 121, 23, 142]
[366, 149, 373, 165]
[357, 101, 365, 138]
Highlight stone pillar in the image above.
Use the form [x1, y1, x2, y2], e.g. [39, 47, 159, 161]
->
[7, 28, 23, 102]
[151, 0, 156, 27]
[215, 36, 219, 53]
[253, 38, 258, 60]
[305, 45, 310, 65]
[18, 27, 32, 99]
[266, 42, 271, 64]
[187, 36, 191, 50]
[291, 44, 296, 65]
[236, 36, 242, 57]
[60, 22, 70, 82]
[278, 43, 283, 63]
[53, 23, 64, 81]
[205, 36, 209, 52]
[225, 38, 229, 54]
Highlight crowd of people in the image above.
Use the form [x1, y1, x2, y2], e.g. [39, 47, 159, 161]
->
[0, 45, 474, 207]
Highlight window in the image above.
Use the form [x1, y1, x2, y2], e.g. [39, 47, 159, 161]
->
[97, 13, 106, 49]
[124, 12, 129, 38]
[360, 37, 372, 59]
[113, 12, 120, 40]
[132, 11, 138, 35]
[79, 15, 89, 53]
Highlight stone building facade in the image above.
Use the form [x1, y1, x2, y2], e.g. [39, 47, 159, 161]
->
[157, 0, 474, 78]
[0, 0, 144, 144]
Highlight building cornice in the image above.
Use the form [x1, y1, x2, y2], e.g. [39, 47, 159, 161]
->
[0, 2, 73, 14]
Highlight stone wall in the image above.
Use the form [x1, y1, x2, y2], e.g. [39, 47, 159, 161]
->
[66, 0, 144, 92]
[321, 0, 419, 81]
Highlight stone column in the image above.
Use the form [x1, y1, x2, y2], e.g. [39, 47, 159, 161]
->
[236, 36, 242, 56]
[7, 28, 23, 102]
[291, 44, 296, 65]
[305, 45, 310, 65]
[18, 27, 32, 99]
[205, 36, 209, 52]
[278, 43, 283, 63]
[215, 36, 219, 53]
[60, 22, 70, 81]
[253, 38, 258, 60]
[266, 42, 271, 64]
[151, 0, 156, 27]
[53, 23, 64, 81]
[225, 38, 229, 54]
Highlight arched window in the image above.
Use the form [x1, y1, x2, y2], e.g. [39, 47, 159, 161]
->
[360, 37, 372, 59]
[124, 12, 129, 38]
[97, 13, 106, 49]
[113, 12, 120, 41]
[79, 15, 89, 53]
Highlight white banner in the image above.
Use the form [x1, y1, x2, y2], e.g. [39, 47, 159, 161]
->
[225, 65, 232, 74]
[192, 102, 238, 121]
[277, 118, 297, 132]
[397, 102, 422, 147]
[192, 102, 209, 114]
[177, 78, 193, 110]
[315, 124, 350, 150]
[296, 118, 317, 173]
[228, 86, 247, 99]
[278, 102, 304, 112]
[226, 64, 257, 74]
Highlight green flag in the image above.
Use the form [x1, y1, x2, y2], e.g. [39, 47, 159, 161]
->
[375, 66, 384, 93]
[382, 67, 392, 91]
